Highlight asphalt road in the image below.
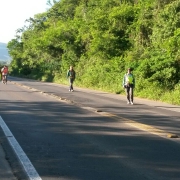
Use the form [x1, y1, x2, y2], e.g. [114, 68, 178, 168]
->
[0, 76, 180, 180]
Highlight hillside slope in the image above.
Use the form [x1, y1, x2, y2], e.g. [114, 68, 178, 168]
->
[0, 42, 11, 61]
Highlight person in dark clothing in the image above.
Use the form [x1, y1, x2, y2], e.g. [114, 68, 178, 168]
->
[122, 68, 135, 105]
[67, 66, 76, 92]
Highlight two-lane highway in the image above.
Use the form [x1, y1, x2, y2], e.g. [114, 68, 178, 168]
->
[0, 77, 180, 180]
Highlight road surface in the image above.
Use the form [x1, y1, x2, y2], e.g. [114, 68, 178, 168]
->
[0, 76, 180, 180]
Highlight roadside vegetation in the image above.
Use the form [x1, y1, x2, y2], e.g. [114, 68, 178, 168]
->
[7, 0, 180, 105]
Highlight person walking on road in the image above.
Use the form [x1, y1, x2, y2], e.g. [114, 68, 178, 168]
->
[122, 68, 135, 105]
[67, 66, 76, 92]
[1, 65, 8, 84]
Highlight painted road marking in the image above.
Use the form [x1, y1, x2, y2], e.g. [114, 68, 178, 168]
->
[81, 107, 179, 140]
[0, 116, 42, 180]
[10, 81, 180, 141]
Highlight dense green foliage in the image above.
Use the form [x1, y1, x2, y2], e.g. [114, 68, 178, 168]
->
[7, 0, 180, 104]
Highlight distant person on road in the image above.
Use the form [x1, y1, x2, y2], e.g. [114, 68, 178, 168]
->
[67, 66, 76, 92]
[1, 65, 8, 84]
[122, 68, 135, 105]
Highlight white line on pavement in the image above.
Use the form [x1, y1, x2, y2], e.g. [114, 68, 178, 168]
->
[0, 116, 42, 180]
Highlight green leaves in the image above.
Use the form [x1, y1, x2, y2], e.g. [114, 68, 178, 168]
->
[6, 0, 180, 104]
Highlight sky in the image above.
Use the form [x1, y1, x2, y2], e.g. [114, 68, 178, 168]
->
[0, 0, 49, 43]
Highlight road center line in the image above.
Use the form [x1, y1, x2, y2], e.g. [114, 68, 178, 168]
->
[10, 81, 180, 141]
[0, 116, 42, 180]
[81, 107, 179, 140]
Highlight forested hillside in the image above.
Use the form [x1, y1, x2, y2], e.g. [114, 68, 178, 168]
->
[0, 42, 11, 62]
[7, 0, 180, 105]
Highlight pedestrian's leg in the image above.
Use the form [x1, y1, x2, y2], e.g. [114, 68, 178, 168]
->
[69, 79, 71, 91]
[2, 75, 4, 83]
[70, 83, 73, 90]
[129, 87, 134, 104]
[5, 75, 7, 84]
[71, 79, 74, 91]
[69, 79, 73, 91]
[126, 87, 130, 103]
[71, 79, 74, 90]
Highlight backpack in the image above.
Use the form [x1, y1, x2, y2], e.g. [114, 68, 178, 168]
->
[3, 67, 8, 74]
[2, 67, 8, 74]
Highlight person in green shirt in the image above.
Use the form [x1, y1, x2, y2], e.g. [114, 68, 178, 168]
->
[122, 68, 135, 105]
[67, 66, 76, 92]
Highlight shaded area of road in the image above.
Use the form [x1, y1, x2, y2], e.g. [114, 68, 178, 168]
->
[9, 76, 180, 138]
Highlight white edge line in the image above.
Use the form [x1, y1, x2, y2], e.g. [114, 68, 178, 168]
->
[0, 116, 42, 180]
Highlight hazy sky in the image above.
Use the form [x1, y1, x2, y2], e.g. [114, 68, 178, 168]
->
[0, 0, 48, 43]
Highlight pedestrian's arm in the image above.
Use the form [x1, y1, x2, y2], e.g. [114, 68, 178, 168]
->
[133, 75, 135, 88]
[67, 70, 69, 79]
[122, 75, 125, 87]
[74, 71, 76, 80]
